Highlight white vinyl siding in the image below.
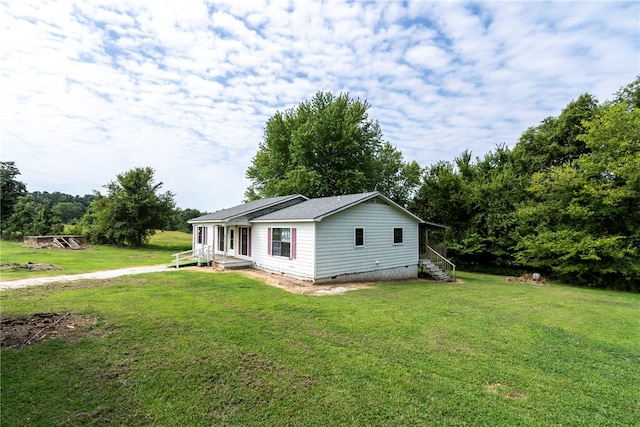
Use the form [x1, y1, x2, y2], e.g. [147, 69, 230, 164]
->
[315, 202, 418, 279]
[252, 222, 315, 279]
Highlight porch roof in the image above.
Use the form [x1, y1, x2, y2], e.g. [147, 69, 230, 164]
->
[188, 194, 308, 224]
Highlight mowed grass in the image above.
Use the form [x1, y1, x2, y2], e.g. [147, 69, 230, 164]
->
[0, 231, 192, 280]
[1, 271, 639, 426]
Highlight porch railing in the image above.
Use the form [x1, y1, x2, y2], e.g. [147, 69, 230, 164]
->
[194, 246, 214, 266]
[421, 245, 456, 281]
[172, 250, 192, 269]
[172, 247, 213, 269]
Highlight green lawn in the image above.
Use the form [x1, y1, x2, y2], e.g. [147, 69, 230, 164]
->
[1, 270, 639, 426]
[0, 231, 192, 280]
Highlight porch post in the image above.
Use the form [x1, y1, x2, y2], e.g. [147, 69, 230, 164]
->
[443, 227, 447, 258]
[223, 225, 228, 263]
[201, 226, 205, 265]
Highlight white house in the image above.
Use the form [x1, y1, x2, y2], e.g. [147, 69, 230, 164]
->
[187, 192, 453, 283]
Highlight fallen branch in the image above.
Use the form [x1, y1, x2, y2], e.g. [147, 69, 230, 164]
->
[21, 312, 71, 348]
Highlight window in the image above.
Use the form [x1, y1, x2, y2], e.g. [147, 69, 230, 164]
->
[393, 227, 403, 244]
[196, 226, 207, 244]
[218, 227, 225, 251]
[354, 228, 364, 247]
[229, 229, 234, 250]
[271, 228, 291, 257]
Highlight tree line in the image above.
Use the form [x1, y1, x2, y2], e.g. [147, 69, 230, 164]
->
[405, 79, 639, 291]
[1, 77, 637, 290]
[0, 163, 206, 243]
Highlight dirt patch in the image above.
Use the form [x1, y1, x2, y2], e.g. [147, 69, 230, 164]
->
[183, 266, 443, 295]
[1, 312, 104, 349]
[238, 269, 375, 295]
[0, 262, 63, 272]
[506, 273, 547, 285]
[485, 382, 527, 400]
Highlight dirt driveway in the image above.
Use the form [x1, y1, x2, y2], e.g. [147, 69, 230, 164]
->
[0, 265, 171, 291]
[0, 265, 378, 295]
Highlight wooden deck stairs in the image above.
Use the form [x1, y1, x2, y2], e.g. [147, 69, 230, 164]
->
[52, 236, 81, 249]
[419, 246, 456, 282]
[419, 259, 454, 282]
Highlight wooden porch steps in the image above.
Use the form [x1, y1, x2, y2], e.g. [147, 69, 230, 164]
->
[52, 236, 82, 249]
[419, 259, 454, 282]
[170, 250, 253, 270]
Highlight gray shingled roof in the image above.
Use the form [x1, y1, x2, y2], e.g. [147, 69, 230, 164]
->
[252, 192, 422, 222]
[188, 194, 307, 223]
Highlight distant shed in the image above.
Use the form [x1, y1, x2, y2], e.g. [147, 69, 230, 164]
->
[23, 236, 84, 249]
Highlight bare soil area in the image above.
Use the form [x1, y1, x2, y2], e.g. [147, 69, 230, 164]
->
[0, 262, 62, 272]
[186, 266, 438, 295]
[506, 273, 548, 285]
[1, 312, 103, 350]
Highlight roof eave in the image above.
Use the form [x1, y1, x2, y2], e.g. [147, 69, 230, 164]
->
[420, 220, 449, 229]
[250, 218, 316, 223]
[238, 194, 308, 220]
[187, 218, 228, 224]
[187, 194, 308, 224]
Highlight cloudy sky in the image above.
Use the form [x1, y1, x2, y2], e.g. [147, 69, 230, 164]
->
[2, 1, 638, 212]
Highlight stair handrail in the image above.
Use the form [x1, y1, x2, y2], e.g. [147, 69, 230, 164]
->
[423, 245, 456, 281]
[172, 249, 194, 269]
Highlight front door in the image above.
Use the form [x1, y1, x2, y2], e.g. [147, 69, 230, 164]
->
[227, 228, 236, 256]
[240, 227, 250, 257]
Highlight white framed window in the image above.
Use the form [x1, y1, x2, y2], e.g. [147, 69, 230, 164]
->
[196, 226, 207, 244]
[393, 227, 403, 245]
[354, 227, 365, 247]
[271, 227, 291, 257]
[218, 227, 225, 251]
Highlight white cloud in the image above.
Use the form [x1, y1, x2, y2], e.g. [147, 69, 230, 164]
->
[405, 44, 451, 71]
[1, 0, 638, 212]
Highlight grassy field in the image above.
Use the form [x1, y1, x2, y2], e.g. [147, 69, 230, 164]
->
[1, 270, 639, 426]
[0, 231, 192, 280]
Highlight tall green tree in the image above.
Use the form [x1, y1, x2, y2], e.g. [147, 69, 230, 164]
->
[4, 195, 36, 237]
[410, 158, 470, 235]
[515, 101, 640, 290]
[4, 195, 62, 237]
[166, 208, 208, 233]
[512, 93, 599, 173]
[245, 92, 419, 205]
[83, 167, 175, 247]
[613, 75, 640, 108]
[412, 146, 525, 270]
[414, 92, 603, 273]
[53, 201, 86, 224]
[1, 161, 27, 227]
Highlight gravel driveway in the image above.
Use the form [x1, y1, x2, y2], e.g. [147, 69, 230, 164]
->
[0, 265, 172, 291]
